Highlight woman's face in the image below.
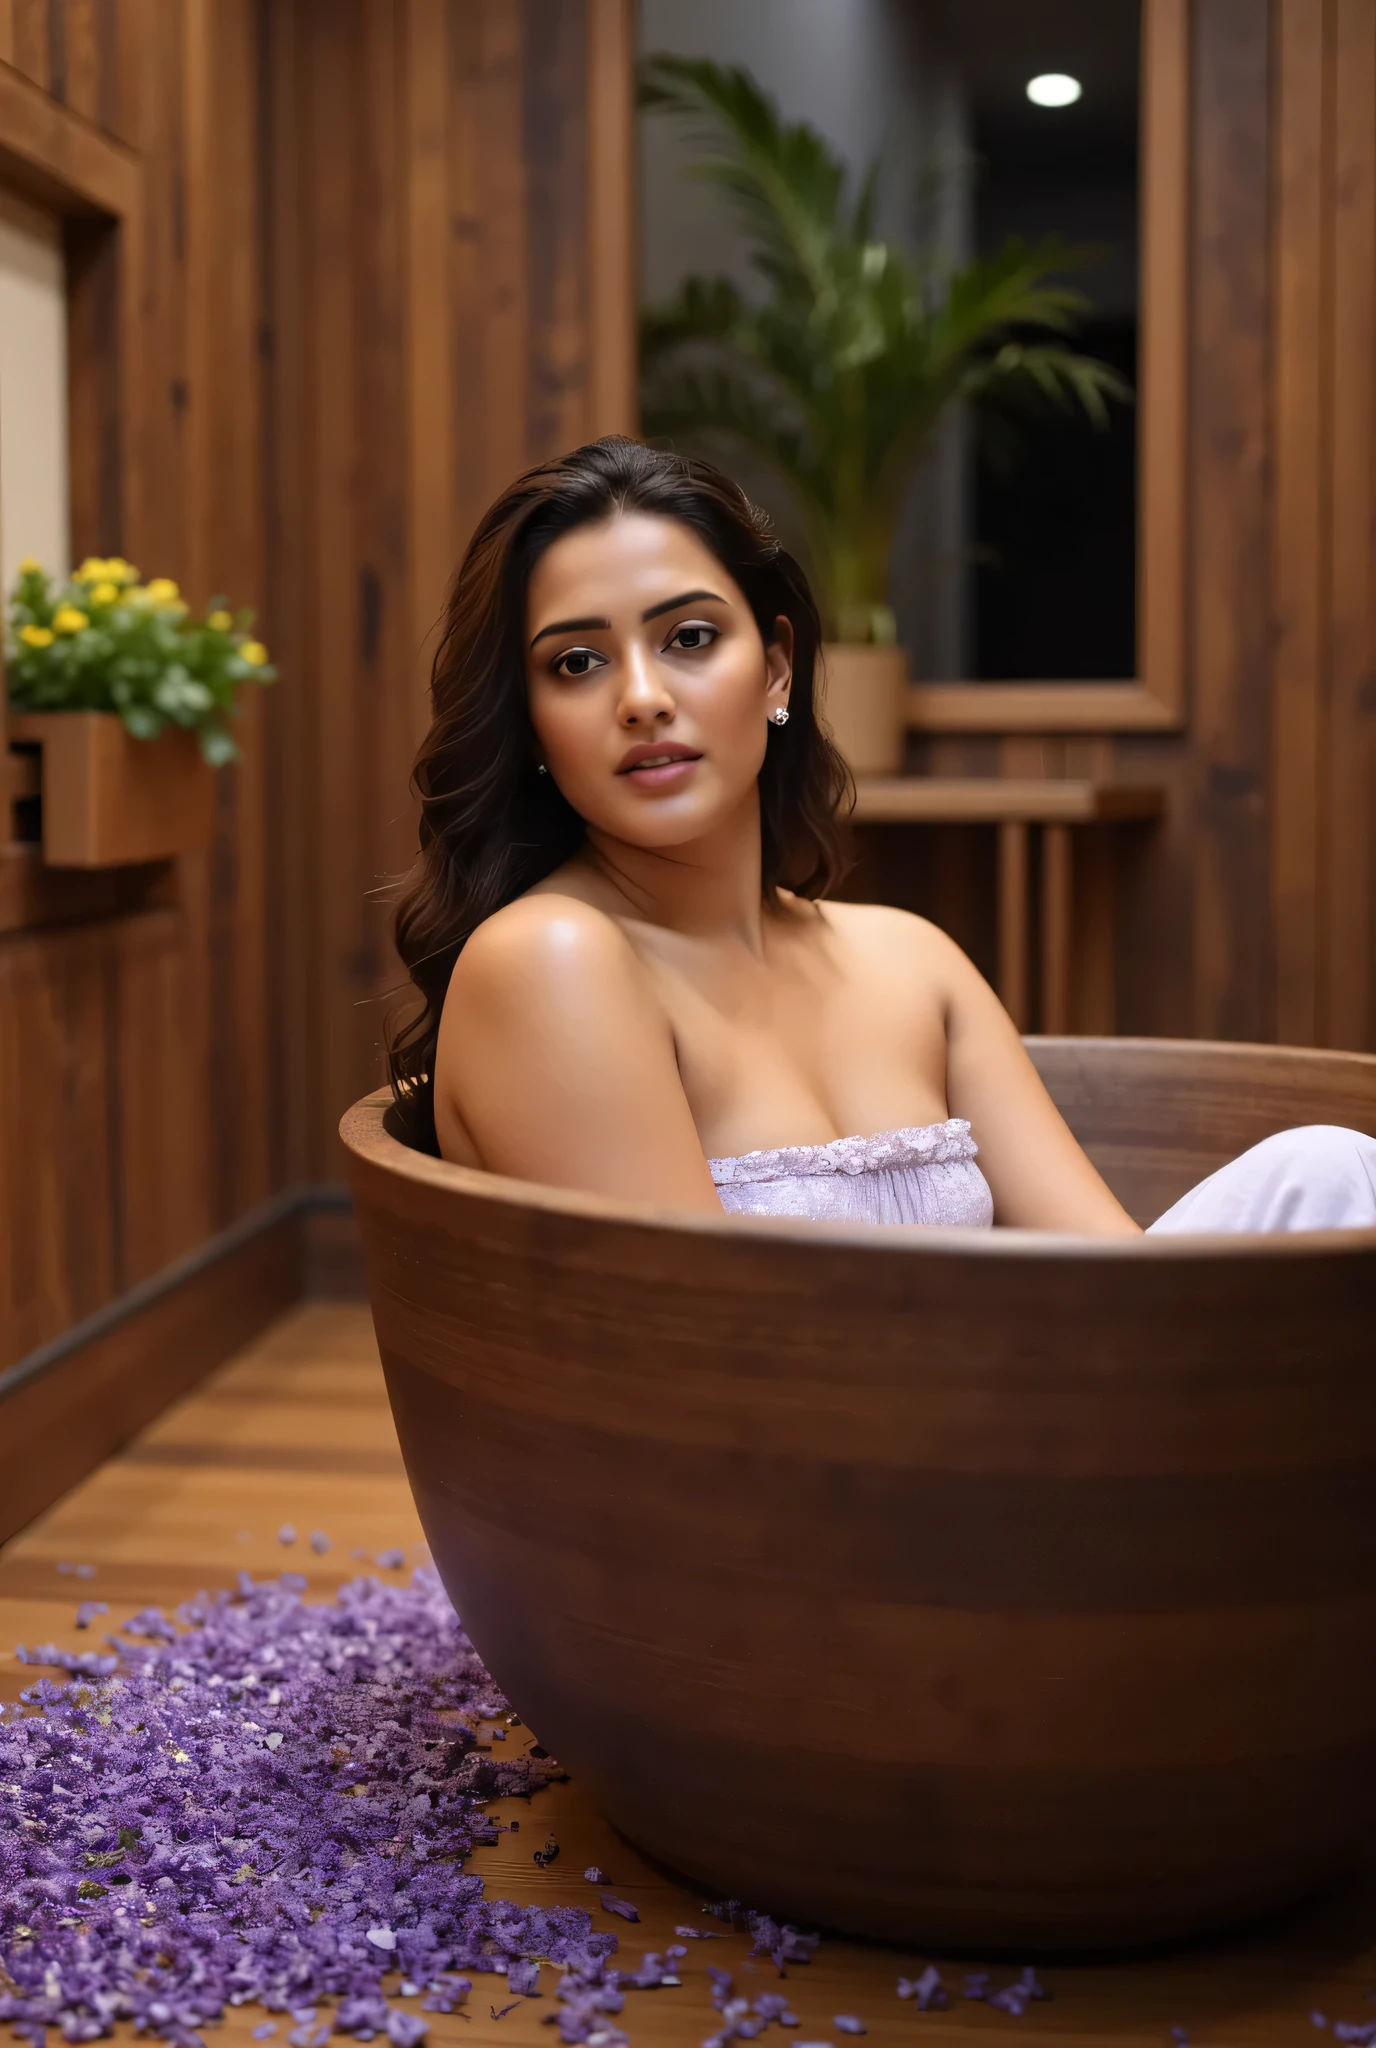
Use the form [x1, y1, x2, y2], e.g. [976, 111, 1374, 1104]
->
[524, 511, 792, 848]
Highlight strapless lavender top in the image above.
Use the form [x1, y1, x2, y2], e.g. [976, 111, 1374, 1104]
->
[709, 1118, 995, 1228]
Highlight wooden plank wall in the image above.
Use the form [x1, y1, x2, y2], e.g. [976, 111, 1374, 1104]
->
[889, 0, 1376, 1055]
[261, 0, 634, 1181]
[0, 0, 276, 1371]
[0, 0, 632, 1366]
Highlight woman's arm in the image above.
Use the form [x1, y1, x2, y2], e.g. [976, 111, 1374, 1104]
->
[434, 894, 725, 1213]
[936, 925, 1142, 1235]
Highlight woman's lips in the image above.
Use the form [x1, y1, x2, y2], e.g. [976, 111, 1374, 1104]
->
[620, 755, 702, 789]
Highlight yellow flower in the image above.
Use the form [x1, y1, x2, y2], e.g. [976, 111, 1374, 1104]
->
[19, 623, 54, 648]
[207, 609, 233, 632]
[53, 604, 90, 634]
[240, 640, 269, 666]
[74, 557, 108, 582]
[91, 581, 120, 606]
[104, 557, 139, 585]
[145, 577, 180, 605]
[18, 555, 41, 574]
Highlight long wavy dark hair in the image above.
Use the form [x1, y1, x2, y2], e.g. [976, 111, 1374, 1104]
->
[388, 435, 852, 1147]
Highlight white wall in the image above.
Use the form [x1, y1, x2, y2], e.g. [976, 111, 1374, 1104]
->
[0, 191, 70, 596]
[637, 0, 974, 673]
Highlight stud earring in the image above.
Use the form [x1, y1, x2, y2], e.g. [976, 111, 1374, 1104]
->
[771, 706, 790, 726]
[536, 763, 548, 775]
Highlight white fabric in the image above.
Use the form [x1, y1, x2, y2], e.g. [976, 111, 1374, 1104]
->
[1146, 1125, 1376, 1235]
[709, 1119, 1376, 1235]
[710, 1118, 995, 1228]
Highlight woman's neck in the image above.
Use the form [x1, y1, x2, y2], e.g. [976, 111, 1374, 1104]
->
[578, 788, 769, 954]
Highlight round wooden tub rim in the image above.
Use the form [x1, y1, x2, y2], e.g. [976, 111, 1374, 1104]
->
[340, 1036, 1376, 1265]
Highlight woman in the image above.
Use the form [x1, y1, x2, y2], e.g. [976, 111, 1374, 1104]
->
[390, 437, 1376, 1236]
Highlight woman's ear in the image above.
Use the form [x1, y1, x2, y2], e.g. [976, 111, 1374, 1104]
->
[765, 614, 794, 705]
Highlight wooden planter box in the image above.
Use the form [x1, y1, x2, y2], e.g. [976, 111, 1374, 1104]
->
[7, 711, 215, 868]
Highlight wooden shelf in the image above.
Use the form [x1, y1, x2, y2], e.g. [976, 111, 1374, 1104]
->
[847, 778, 1166, 1034]
[851, 776, 1165, 825]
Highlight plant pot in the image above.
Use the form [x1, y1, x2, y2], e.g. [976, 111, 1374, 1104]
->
[7, 711, 214, 868]
[818, 642, 908, 775]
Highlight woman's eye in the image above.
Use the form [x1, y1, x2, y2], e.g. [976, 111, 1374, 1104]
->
[667, 622, 718, 652]
[553, 647, 605, 679]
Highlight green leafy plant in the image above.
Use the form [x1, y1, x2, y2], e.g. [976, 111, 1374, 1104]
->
[640, 56, 1132, 644]
[5, 554, 276, 764]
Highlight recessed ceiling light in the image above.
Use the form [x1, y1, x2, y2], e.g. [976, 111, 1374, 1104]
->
[1026, 73, 1083, 107]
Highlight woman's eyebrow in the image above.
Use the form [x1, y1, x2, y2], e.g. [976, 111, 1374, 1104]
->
[529, 614, 610, 648]
[641, 588, 726, 622]
[529, 589, 727, 648]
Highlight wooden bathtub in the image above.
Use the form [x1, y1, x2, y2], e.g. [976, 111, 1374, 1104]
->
[341, 1038, 1376, 1951]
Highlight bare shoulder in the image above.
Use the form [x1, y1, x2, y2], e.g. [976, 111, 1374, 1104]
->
[814, 897, 970, 982]
[433, 890, 718, 1209]
[447, 891, 652, 1012]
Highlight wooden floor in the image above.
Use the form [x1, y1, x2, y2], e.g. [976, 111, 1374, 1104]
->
[5, 1302, 1376, 2048]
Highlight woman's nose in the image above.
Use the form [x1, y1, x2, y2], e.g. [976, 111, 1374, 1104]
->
[616, 642, 675, 724]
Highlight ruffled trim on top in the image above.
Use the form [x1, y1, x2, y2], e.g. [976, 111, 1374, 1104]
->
[709, 1118, 977, 1188]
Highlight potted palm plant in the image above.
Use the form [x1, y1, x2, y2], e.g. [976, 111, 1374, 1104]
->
[5, 555, 275, 867]
[640, 57, 1130, 772]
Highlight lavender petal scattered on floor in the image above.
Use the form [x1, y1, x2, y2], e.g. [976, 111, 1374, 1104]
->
[599, 1895, 640, 1924]
[1, 1570, 616, 2048]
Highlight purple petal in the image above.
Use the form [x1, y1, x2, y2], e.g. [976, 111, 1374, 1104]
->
[375, 1549, 406, 1571]
[0, 1563, 609, 2048]
[897, 1968, 947, 2012]
[834, 2022, 865, 2037]
[277, 1523, 297, 1545]
[599, 1894, 640, 1922]
[75, 1601, 109, 1629]
[309, 1531, 332, 1555]
[754, 1995, 800, 2027]
[584, 1867, 608, 1884]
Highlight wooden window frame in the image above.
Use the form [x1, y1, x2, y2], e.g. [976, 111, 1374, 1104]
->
[1, 60, 142, 921]
[907, 0, 1190, 735]
[0, 61, 140, 568]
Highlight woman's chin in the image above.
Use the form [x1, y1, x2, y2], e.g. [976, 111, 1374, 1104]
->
[585, 791, 745, 850]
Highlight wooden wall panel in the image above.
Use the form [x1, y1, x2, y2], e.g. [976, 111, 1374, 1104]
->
[0, 910, 213, 1373]
[1270, 0, 1327, 1049]
[2, 0, 632, 1372]
[1187, 0, 1272, 1040]
[264, 0, 636, 1178]
[0, 0, 135, 141]
[1, 0, 275, 1372]
[1324, 0, 1376, 1052]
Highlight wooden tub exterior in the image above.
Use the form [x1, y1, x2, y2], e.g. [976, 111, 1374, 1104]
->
[341, 1039, 1376, 1951]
